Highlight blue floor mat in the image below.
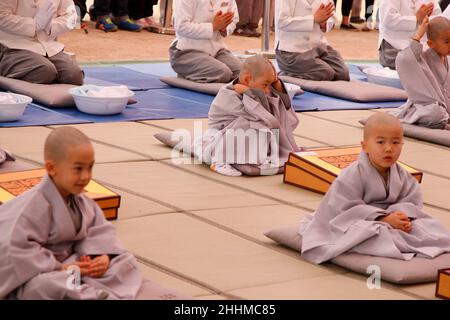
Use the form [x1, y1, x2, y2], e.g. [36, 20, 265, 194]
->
[83, 66, 169, 91]
[39, 89, 212, 122]
[130, 89, 213, 118]
[120, 62, 368, 82]
[121, 62, 177, 77]
[53, 104, 171, 123]
[292, 91, 404, 111]
[0, 62, 399, 127]
[0, 104, 91, 127]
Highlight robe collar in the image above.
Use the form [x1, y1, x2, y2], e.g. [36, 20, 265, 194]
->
[39, 174, 87, 241]
[358, 151, 403, 204]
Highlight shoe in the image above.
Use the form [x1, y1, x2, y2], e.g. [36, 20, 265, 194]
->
[362, 25, 371, 32]
[233, 27, 254, 37]
[350, 17, 365, 23]
[210, 163, 242, 177]
[114, 18, 142, 32]
[136, 16, 161, 29]
[96, 18, 118, 32]
[247, 28, 261, 37]
[340, 23, 358, 30]
[144, 16, 161, 28]
[135, 18, 152, 29]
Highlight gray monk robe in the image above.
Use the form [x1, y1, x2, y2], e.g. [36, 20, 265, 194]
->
[0, 147, 14, 165]
[195, 79, 301, 173]
[390, 40, 450, 129]
[0, 175, 143, 300]
[299, 151, 450, 264]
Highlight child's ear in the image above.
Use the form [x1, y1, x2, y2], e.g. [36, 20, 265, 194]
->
[242, 73, 252, 86]
[361, 140, 367, 152]
[45, 159, 56, 177]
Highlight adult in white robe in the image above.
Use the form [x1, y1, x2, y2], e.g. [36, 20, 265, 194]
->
[0, 0, 83, 85]
[389, 40, 450, 129]
[169, 0, 242, 83]
[299, 151, 450, 264]
[0, 174, 143, 300]
[275, 0, 349, 81]
[378, 0, 441, 69]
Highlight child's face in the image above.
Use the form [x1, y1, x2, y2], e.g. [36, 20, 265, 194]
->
[361, 124, 404, 174]
[46, 143, 95, 200]
[242, 69, 276, 94]
[428, 30, 450, 57]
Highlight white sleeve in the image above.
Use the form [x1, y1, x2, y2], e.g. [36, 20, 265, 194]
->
[174, 0, 214, 39]
[325, 13, 336, 32]
[379, 0, 417, 32]
[0, 0, 36, 38]
[49, 0, 77, 39]
[277, 0, 314, 32]
[225, 0, 238, 37]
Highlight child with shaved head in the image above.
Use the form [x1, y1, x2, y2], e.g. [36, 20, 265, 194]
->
[199, 55, 301, 176]
[0, 127, 143, 300]
[390, 15, 450, 129]
[298, 113, 450, 264]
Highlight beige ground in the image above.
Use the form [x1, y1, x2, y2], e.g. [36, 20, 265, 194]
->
[2, 25, 449, 300]
[61, 21, 380, 63]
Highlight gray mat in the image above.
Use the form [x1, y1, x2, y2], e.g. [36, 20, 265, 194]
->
[265, 225, 450, 284]
[280, 76, 407, 102]
[160, 77, 226, 95]
[0, 76, 75, 108]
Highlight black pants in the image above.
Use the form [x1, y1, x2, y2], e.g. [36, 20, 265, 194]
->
[440, 0, 450, 11]
[73, 0, 87, 20]
[364, 0, 375, 21]
[128, 0, 159, 20]
[94, 0, 129, 17]
[333, 0, 354, 17]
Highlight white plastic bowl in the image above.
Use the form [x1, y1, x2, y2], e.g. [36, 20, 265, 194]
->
[363, 67, 403, 89]
[69, 85, 134, 115]
[284, 83, 301, 103]
[0, 93, 32, 122]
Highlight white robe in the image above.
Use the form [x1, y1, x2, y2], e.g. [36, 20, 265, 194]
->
[0, 0, 77, 57]
[389, 40, 450, 128]
[299, 151, 450, 264]
[275, 0, 336, 53]
[172, 0, 239, 56]
[0, 174, 143, 300]
[378, 0, 441, 51]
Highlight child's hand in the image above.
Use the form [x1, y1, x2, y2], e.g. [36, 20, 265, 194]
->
[314, 2, 334, 24]
[234, 83, 250, 94]
[213, 11, 234, 32]
[413, 15, 429, 42]
[88, 255, 110, 278]
[416, 3, 434, 24]
[379, 211, 413, 233]
[266, 59, 284, 92]
[62, 261, 92, 276]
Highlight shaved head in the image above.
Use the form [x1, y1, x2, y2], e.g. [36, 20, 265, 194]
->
[364, 113, 403, 140]
[427, 16, 450, 41]
[44, 127, 92, 162]
[239, 54, 274, 82]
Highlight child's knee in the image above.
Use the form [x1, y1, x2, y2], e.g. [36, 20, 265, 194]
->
[334, 67, 350, 81]
[36, 61, 58, 84]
